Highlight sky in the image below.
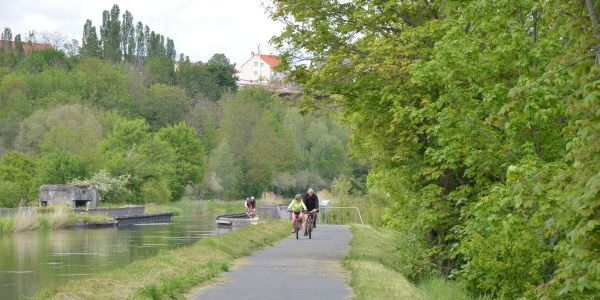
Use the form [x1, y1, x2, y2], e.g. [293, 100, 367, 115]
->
[0, 0, 283, 67]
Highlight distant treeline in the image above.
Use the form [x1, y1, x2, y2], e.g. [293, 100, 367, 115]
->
[0, 5, 361, 208]
[81, 4, 176, 64]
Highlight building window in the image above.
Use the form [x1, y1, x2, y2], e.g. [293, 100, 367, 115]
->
[254, 62, 258, 66]
[254, 71, 258, 75]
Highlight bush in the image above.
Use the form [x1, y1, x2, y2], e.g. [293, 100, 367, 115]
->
[141, 179, 171, 204]
[0, 181, 22, 207]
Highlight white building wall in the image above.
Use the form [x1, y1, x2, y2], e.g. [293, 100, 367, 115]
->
[237, 54, 273, 82]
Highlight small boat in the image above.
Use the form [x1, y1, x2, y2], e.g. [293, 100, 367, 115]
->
[216, 212, 260, 226]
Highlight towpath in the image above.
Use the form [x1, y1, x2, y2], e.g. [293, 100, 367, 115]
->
[193, 224, 352, 300]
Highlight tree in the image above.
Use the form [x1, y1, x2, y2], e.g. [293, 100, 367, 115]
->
[135, 84, 189, 128]
[0, 112, 22, 149]
[100, 5, 121, 61]
[166, 38, 175, 61]
[82, 19, 101, 57]
[2, 27, 13, 52]
[144, 57, 175, 85]
[19, 48, 70, 72]
[34, 151, 90, 186]
[219, 89, 299, 195]
[102, 119, 176, 203]
[100, 10, 110, 58]
[135, 21, 145, 65]
[206, 141, 239, 199]
[39, 31, 67, 49]
[121, 10, 135, 62]
[176, 61, 220, 100]
[268, 0, 600, 298]
[157, 123, 205, 200]
[0, 151, 35, 207]
[63, 39, 80, 57]
[14, 104, 103, 155]
[13, 34, 23, 58]
[207, 53, 237, 97]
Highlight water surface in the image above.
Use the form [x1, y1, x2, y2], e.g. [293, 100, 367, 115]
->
[0, 204, 232, 299]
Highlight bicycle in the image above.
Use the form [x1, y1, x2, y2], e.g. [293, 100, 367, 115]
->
[288, 210, 304, 239]
[305, 211, 316, 239]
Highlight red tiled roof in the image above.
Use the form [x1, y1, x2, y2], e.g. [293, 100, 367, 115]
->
[260, 54, 281, 68]
[0, 40, 53, 54]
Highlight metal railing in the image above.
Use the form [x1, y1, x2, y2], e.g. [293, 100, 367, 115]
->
[319, 206, 364, 225]
[255, 205, 364, 225]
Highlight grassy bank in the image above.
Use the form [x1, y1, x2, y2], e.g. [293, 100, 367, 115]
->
[37, 220, 289, 300]
[0, 207, 113, 234]
[345, 224, 473, 300]
[0, 200, 242, 234]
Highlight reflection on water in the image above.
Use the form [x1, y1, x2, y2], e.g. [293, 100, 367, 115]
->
[0, 206, 230, 299]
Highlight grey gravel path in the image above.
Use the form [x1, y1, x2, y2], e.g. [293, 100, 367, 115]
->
[194, 224, 352, 300]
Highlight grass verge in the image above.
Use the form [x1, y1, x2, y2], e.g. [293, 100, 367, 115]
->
[345, 224, 473, 300]
[0, 207, 113, 234]
[36, 220, 289, 300]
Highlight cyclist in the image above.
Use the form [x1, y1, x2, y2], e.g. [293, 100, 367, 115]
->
[245, 197, 256, 217]
[303, 188, 319, 234]
[287, 194, 307, 233]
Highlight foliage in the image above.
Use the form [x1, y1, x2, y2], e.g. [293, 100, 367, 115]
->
[203, 140, 239, 200]
[15, 103, 103, 155]
[0, 13, 351, 209]
[157, 123, 205, 200]
[19, 48, 70, 72]
[34, 151, 90, 188]
[136, 84, 190, 129]
[0, 151, 35, 206]
[70, 169, 129, 203]
[269, 0, 600, 297]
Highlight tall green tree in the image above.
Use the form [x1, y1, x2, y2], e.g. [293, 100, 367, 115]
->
[121, 10, 135, 62]
[1, 28, 12, 52]
[166, 38, 175, 61]
[135, 21, 145, 65]
[100, 10, 110, 58]
[157, 123, 204, 200]
[81, 19, 101, 57]
[100, 4, 122, 61]
[206, 141, 239, 199]
[207, 53, 237, 97]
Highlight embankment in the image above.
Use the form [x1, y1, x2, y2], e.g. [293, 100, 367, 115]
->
[345, 224, 473, 300]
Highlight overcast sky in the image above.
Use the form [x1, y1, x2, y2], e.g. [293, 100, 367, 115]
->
[0, 0, 283, 67]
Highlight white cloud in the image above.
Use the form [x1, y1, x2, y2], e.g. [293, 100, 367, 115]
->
[0, 0, 283, 66]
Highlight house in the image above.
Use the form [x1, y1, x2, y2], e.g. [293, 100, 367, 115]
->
[39, 184, 101, 208]
[237, 52, 284, 84]
[0, 40, 52, 55]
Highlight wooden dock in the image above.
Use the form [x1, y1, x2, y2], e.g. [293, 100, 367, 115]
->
[115, 212, 174, 227]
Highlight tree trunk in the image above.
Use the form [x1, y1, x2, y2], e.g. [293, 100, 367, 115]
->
[585, 0, 600, 64]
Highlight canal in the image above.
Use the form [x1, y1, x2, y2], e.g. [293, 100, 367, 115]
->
[0, 202, 235, 299]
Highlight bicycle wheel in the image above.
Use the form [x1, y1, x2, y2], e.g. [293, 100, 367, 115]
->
[295, 219, 299, 240]
[308, 217, 312, 239]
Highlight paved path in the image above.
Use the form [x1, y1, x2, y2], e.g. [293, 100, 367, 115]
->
[194, 225, 352, 300]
